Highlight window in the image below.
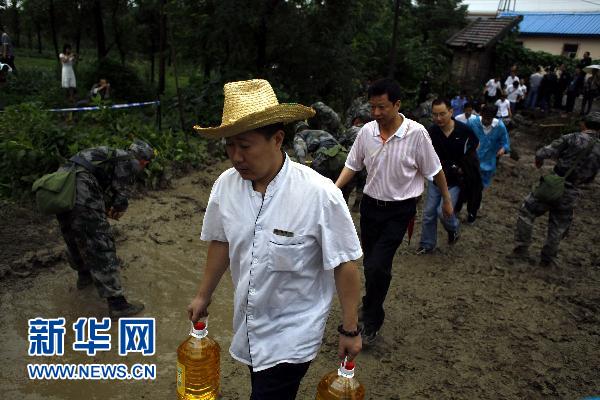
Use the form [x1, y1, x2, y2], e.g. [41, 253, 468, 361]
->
[562, 43, 579, 59]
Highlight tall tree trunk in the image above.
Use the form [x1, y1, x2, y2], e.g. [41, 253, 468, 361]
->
[49, 0, 60, 64]
[92, 0, 107, 60]
[111, 0, 126, 64]
[11, 2, 20, 47]
[35, 21, 42, 54]
[388, 0, 400, 78]
[74, 0, 82, 55]
[149, 44, 155, 84]
[158, 0, 166, 95]
[255, 0, 281, 74]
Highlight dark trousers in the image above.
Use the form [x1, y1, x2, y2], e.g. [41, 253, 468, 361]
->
[565, 92, 578, 113]
[581, 91, 596, 115]
[248, 362, 311, 400]
[360, 195, 417, 331]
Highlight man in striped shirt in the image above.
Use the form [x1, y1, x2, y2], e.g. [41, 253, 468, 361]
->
[336, 78, 453, 344]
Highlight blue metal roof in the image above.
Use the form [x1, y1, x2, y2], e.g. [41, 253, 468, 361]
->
[499, 12, 600, 36]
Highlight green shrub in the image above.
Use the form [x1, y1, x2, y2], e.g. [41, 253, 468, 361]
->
[0, 101, 209, 199]
[78, 58, 155, 102]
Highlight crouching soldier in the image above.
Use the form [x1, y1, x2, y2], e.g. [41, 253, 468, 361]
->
[56, 139, 155, 317]
[293, 121, 348, 185]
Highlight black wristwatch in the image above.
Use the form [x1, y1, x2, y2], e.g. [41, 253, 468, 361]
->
[337, 324, 363, 337]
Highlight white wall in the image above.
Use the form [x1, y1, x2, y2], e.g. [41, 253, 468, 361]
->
[519, 36, 600, 59]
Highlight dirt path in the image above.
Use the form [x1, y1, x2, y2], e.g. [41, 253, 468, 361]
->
[1, 123, 599, 399]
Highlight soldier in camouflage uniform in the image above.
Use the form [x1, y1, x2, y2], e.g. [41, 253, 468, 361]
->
[293, 121, 349, 185]
[56, 139, 155, 317]
[340, 105, 372, 211]
[344, 97, 370, 128]
[510, 112, 600, 267]
[310, 101, 345, 139]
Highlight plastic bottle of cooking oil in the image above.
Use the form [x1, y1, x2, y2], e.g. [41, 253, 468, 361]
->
[176, 320, 220, 400]
[315, 359, 365, 400]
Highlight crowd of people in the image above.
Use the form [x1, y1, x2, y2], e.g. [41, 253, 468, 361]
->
[482, 58, 600, 117]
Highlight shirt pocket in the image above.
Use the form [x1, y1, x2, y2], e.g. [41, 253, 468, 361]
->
[267, 234, 306, 272]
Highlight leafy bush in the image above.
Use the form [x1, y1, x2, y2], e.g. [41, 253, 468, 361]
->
[495, 33, 576, 79]
[0, 102, 209, 199]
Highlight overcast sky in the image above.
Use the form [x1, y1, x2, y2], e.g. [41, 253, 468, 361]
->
[462, 0, 600, 13]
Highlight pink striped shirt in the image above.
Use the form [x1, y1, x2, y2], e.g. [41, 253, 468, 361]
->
[345, 114, 442, 201]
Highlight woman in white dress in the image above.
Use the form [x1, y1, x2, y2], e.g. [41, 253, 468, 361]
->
[59, 44, 77, 103]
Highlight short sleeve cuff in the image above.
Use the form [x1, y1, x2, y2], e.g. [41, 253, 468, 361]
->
[425, 165, 442, 181]
[323, 249, 363, 271]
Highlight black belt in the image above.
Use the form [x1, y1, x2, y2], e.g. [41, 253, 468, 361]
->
[362, 194, 416, 207]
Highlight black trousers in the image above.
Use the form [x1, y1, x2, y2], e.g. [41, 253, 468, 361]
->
[248, 361, 311, 400]
[360, 195, 417, 331]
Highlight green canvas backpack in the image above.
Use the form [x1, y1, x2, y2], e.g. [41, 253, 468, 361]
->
[31, 166, 77, 215]
[532, 173, 565, 203]
[532, 139, 596, 203]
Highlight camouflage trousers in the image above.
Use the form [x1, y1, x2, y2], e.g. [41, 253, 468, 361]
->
[57, 206, 123, 298]
[514, 186, 578, 263]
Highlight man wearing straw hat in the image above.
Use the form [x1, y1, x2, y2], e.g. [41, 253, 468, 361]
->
[188, 79, 363, 400]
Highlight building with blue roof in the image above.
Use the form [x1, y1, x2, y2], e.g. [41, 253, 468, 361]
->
[499, 12, 600, 59]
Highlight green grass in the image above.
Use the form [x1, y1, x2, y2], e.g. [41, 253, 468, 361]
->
[15, 50, 192, 98]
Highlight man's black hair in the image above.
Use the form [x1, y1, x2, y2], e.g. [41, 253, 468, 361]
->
[431, 98, 452, 109]
[368, 78, 402, 103]
[481, 104, 497, 118]
[463, 102, 473, 110]
[255, 122, 285, 139]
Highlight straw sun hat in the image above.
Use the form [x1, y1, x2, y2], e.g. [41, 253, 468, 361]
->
[193, 79, 315, 139]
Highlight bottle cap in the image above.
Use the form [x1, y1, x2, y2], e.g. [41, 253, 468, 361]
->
[194, 321, 206, 330]
[338, 359, 355, 378]
[190, 320, 208, 338]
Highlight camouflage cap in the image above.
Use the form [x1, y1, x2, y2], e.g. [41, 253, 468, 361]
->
[129, 139, 155, 161]
[354, 106, 372, 124]
[294, 120, 310, 133]
[584, 111, 600, 126]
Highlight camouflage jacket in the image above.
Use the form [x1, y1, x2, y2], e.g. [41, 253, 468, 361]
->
[311, 102, 345, 138]
[59, 146, 139, 212]
[339, 125, 363, 148]
[293, 129, 340, 164]
[535, 130, 600, 186]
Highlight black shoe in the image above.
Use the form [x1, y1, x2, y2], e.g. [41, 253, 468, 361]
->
[539, 258, 558, 268]
[466, 213, 476, 224]
[76, 272, 93, 289]
[362, 327, 378, 345]
[108, 296, 145, 318]
[447, 230, 460, 245]
[505, 246, 531, 265]
[416, 246, 434, 255]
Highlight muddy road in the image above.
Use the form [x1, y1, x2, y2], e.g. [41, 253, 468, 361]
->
[1, 122, 599, 399]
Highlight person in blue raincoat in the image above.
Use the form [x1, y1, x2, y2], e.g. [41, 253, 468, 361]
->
[467, 104, 510, 188]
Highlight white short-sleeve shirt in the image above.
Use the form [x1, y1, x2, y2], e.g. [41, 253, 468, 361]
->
[201, 155, 362, 372]
[495, 99, 511, 117]
[344, 114, 442, 201]
[485, 79, 501, 96]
